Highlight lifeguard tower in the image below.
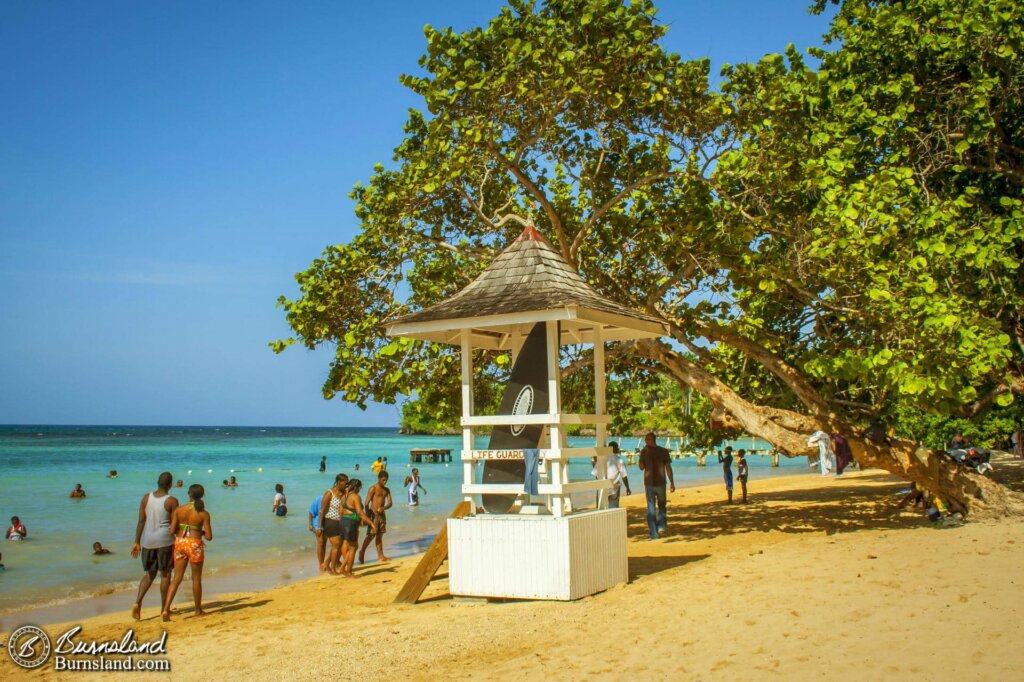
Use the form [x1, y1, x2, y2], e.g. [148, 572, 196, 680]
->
[386, 226, 665, 600]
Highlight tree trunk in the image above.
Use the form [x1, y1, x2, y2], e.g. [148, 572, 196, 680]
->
[848, 437, 1024, 519]
[637, 339, 1024, 519]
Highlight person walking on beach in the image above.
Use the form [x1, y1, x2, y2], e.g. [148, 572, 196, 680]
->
[359, 471, 393, 565]
[69, 483, 86, 499]
[736, 449, 749, 503]
[405, 468, 426, 506]
[719, 447, 734, 504]
[162, 484, 212, 621]
[130, 472, 178, 620]
[594, 441, 631, 508]
[319, 473, 349, 575]
[319, 456, 327, 473]
[309, 493, 327, 572]
[272, 483, 288, 517]
[338, 479, 375, 578]
[638, 433, 674, 539]
[6, 516, 27, 541]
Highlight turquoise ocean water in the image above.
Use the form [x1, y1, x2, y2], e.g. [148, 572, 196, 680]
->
[0, 425, 803, 615]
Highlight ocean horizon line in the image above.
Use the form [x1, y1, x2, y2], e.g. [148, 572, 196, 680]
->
[0, 423, 402, 430]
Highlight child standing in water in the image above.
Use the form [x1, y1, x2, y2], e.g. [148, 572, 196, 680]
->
[272, 483, 287, 517]
[162, 484, 212, 621]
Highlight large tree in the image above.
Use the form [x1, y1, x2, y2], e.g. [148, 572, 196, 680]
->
[275, 0, 1024, 516]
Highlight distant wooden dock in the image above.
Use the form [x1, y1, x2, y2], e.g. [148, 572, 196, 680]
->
[409, 448, 453, 463]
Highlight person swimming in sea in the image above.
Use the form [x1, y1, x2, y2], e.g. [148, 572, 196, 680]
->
[7, 516, 27, 541]
[228, 476, 238, 488]
[93, 541, 112, 555]
[107, 470, 118, 479]
[70, 483, 86, 499]
[176, 480, 183, 488]
[162, 484, 212, 621]
[272, 483, 288, 517]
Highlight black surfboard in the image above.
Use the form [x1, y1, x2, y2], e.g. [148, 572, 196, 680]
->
[482, 322, 551, 513]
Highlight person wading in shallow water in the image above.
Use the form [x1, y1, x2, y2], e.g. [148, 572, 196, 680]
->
[130, 472, 178, 621]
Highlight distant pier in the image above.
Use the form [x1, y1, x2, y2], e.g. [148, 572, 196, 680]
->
[409, 448, 453, 463]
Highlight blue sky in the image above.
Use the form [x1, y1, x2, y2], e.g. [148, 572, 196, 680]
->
[0, 1, 834, 427]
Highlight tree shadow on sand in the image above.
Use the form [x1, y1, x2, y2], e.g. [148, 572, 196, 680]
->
[991, 454, 1024, 494]
[626, 473, 927, 541]
[198, 598, 271, 615]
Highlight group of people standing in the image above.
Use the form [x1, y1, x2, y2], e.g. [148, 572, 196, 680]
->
[130, 472, 212, 622]
[309, 471, 391, 577]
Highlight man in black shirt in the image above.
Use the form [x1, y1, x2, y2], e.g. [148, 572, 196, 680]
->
[638, 432, 675, 539]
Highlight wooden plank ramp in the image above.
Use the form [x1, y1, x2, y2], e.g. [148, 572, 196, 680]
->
[393, 500, 472, 604]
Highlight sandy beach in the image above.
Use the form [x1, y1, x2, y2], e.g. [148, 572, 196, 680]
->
[4, 461, 1023, 681]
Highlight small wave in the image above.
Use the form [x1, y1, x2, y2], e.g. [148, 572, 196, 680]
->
[0, 578, 139, 616]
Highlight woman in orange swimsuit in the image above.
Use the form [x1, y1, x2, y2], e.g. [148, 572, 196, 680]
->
[162, 484, 212, 621]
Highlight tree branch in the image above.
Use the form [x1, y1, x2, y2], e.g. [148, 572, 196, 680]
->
[570, 171, 672, 264]
[486, 142, 569, 260]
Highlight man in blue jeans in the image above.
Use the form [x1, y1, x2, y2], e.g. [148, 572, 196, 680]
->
[638, 432, 675, 539]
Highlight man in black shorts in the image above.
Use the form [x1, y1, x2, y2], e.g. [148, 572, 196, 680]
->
[359, 471, 393, 565]
[129, 472, 178, 620]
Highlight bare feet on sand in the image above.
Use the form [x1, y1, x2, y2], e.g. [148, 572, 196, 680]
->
[161, 611, 171, 622]
[131, 603, 141, 621]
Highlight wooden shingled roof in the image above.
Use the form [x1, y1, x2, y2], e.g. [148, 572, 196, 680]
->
[385, 225, 666, 348]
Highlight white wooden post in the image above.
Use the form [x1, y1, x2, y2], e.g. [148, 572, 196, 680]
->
[545, 320, 563, 517]
[593, 325, 607, 509]
[461, 329, 476, 510]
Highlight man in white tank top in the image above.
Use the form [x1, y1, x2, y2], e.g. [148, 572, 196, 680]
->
[129, 471, 179, 620]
